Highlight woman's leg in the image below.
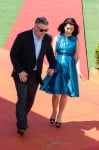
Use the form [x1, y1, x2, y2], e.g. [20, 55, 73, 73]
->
[56, 94, 67, 123]
[51, 94, 60, 119]
[50, 94, 60, 124]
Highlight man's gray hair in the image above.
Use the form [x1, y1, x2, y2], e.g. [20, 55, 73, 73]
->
[35, 16, 49, 25]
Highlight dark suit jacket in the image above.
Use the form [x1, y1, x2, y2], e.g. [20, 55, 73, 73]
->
[10, 29, 55, 84]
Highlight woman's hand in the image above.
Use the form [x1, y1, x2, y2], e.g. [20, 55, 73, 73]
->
[47, 68, 54, 76]
[77, 71, 84, 80]
[76, 60, 84, 80]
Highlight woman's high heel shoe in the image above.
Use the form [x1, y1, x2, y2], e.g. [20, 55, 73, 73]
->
[50, 111, 57, 124]
[50, 118, 55, 124]
[55, 122, 61, 128]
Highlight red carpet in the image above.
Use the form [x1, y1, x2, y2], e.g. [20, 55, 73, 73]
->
[4, 0, 88, 79]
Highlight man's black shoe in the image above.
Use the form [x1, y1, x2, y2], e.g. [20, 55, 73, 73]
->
[17, 129, 25, 135]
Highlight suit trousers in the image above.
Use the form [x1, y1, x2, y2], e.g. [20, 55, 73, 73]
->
[14, 71, 39, 129]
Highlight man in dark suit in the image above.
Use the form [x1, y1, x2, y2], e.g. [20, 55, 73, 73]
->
[10, 16, 55, 135]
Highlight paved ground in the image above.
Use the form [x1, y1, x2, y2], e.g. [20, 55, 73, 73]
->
[0, 49, 99, 150]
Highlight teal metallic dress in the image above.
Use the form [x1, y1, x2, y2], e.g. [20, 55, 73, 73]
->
[40, 34, 79, 97]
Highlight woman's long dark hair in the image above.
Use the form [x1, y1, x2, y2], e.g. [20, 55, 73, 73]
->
[58, 18, 79, 36]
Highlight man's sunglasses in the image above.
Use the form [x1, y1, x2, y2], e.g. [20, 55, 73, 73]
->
[37, 26, 49, 32]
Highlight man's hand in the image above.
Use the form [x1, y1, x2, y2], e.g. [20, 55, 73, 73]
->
[18, 71, 28, 82]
